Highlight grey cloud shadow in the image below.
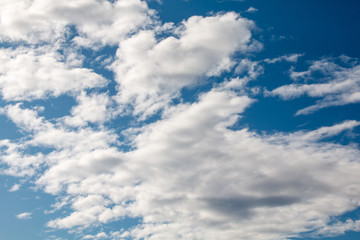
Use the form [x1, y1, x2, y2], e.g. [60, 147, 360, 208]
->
[203, 195, 301, 219]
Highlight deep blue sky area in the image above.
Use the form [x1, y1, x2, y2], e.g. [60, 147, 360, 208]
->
[151, 0, 360, 57]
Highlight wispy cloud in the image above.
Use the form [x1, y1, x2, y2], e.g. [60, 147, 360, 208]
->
[264, 53, 304, 64]
[246, 6, 258, 13]
[9, 184, 21, 192]
[267, 57, 360, 115]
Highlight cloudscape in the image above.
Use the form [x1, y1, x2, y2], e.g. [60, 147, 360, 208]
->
[1, 0, 360, 239]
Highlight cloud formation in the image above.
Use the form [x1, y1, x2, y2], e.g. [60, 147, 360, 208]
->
[268, 57, 360, 115]
[0, 1, 360, 240]
[0, 0, 151, 46]
[0, 47, 106, 101]
[111, 12, 259, 117]
[3, 79, 360, 239]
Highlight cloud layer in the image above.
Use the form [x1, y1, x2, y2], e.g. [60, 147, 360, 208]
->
[0, 1, 360, 240]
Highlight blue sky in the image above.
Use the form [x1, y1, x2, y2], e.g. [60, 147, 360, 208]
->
[0, 0, 360, 239]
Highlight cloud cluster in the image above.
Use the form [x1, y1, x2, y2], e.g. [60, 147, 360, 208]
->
[3, 79, 360, 239]
[0, 0, 151, 46]
[0, 1, 360, 240]
[111, 12, 259, 117]
[268, 58, 360, 115]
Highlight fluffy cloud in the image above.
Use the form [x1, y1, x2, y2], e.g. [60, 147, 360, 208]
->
[0, 0, 151, 46]
[0, 103, 121, 181]
[114, 85, 360, 239]
[0, 1, 360, 240]
[111, 12, 258, 117]
[267, 58, 360, 115]
[0, 47, 106, 101]
[1, 58, 360, 239]
[8, 80, 357, 239]
[63, 91, 113, 127]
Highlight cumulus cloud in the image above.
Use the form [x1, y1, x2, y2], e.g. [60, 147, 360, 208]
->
[63, 91, 113, 127]
[0, 103, 121, 181]
[0, 0, 151, 46]
[111, 84, 360, 239]
[111, 12, 258, 117]
[7, 79, 357, 239]
[267, 57, 360, 115]
[0, 1, 360, 240]
[0, 47, 106, 101]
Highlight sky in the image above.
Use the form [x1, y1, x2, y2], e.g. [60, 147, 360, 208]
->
[0, 0, 360, 239]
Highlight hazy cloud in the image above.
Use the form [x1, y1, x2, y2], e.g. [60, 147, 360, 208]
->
[16, 212, 32, 220]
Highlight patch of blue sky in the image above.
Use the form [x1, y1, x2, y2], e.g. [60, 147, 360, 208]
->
[22, 95, 76, 122]
[249, 0, 360, 58]
[0, 176, 57, 240]
[292, 208, 360, 240]
[0, 114, 24, 140]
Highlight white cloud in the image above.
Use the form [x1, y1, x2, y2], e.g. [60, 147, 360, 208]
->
[0, 138, 45, 177]
[0, 2, 359, 240]
[111, 12, 258, 117]
[246, 7, 258, 13]
[0, 0, 151, 46]
[63, 91, 113, 127]
[16, 212, 32, 220]
[15, 80, 358, 240]
[0, 47, 106, 101]
[9, 183, 21, 192]
[313, 219, 360, 238]
[0, 103, 121, 182]
[83, 232, 108, 239]
[267, 58, 360, 115]
[264, 53, 304, 64]
[47, 195, 111, 228]
[268, 120, 360, 143]
[112, 85, 360, 239]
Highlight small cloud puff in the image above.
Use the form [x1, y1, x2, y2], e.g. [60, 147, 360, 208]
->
[9, 184, 20, 192]
[16, 212, 32, 220]
[83, 232, 107, 239]
[246, 7, 258, 13]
